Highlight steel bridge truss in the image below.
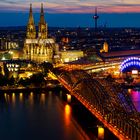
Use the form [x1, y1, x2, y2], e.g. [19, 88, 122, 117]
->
[56, 69, 140, 140]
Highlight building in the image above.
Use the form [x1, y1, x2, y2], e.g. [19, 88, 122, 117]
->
[23, 4, 59, 63]
[100, 42, 109, 53]
[0, 39, 19, 50]
[59, 50, 84, 63]
[99, 49, 140, 62]
[5, 60, 40, 79]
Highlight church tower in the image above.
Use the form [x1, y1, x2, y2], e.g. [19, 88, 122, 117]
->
[24, 4, 59, 63]
[38, 3, 48, 39]
[26, 4, 36, 39]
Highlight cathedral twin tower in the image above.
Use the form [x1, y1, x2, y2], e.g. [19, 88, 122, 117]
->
[27, 3, 47, 39]
[24, 4, 58, 63]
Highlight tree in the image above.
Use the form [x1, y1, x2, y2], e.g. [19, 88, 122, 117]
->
[18, 78, 30, 87]
[41, 62, 53, 75]
[29, 73, 45, 87]
[8, 76, 15, 86]
[0, 75, 8, 86]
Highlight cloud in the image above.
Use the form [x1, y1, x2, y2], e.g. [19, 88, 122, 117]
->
[0, 0, 140, 13]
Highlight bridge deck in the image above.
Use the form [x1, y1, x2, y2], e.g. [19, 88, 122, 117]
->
[54, 69, 140, 140]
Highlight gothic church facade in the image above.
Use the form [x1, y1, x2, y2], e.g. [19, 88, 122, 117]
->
[23, 4, 59, 63]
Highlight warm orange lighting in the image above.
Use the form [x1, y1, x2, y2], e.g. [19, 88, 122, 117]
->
[48, 72, 58, 80]
[29, 92, 34, 106]
[114, 71, 120, 75]
[4, 93, 7, 98]
[128, 89, 132, 94]
[30, 92, 33, 97]
[12, 93, 15, 97]
[59, 79, 130, 140]
[40, 93, 45, 105]
[49, 91, 52, 95]
[98, 126, 104, 139]
[132, 70, 138, 75]
[7, 94, 10, 102]
[64, 104, 71, 126]
[67, 94, 71, 103]
[65, 104, 71, 115]
[19, 93, 23, 102]
[12, 93, 16, 105]
[4, 93, 7, 102]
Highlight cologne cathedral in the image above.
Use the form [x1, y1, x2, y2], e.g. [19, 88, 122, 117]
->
[23, 4, 59, 63]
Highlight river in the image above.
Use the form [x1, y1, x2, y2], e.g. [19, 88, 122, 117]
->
[129, 89, 140, 112]
[0, 89, 120, 140]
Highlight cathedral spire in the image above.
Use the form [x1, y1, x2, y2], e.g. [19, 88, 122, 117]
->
[40, 3, 46, 24]
[28, 4, 34, 25]
[26, 3, 36, 39]
[38, 3, 48, 39]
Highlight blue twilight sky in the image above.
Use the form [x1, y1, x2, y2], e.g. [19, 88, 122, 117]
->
[0, 0, 140, 27]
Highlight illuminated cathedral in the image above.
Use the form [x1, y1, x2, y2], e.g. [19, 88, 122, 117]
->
[23, 4, 59, 63]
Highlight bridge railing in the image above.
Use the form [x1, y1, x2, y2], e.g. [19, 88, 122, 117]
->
[54, 69, 140, 140]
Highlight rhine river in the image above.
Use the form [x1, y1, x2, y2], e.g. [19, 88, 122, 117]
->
[129, 89, 140, 112]
[0, 89, 139, 140]
[0, 90, 96, 140]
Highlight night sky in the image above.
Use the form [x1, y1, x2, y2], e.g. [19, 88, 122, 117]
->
[0, 0, 140, 27]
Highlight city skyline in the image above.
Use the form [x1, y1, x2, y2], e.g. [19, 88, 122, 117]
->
[0, 1, 140, 27]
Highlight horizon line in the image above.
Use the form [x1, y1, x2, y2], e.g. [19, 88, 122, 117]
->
[0, 26, 140, 28]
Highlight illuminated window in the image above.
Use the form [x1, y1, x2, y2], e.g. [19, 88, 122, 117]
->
[132, 70, 138, 75]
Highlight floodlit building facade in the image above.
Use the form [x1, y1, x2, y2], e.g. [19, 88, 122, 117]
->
[23, 4, 59, 63]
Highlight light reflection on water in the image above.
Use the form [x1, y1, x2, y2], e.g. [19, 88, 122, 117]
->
[64, 104, 71, 126]
[129, 89, 140, 112]
[40, 93, 46, 105]
[12, 93, 16, 106]
[19, 93, 23, 102]
[0, 92, 90, 140]
[29, 92, 34, 106]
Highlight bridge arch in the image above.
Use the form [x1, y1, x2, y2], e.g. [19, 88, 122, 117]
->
[120, 57, 140, 73]
[55, 69, 140, 140]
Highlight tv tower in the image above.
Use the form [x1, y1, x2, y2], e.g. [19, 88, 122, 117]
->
[93, 7, 99, 30]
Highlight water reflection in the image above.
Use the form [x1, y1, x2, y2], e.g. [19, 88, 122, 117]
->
[19, 93, 23, 103]
[0, 92, 91, 140]
[12, 93, 16, 106]
[64, 104, 71, 126]
[7, 94, 10, 103]
[130, 89, 140, 112]
[29, 92, 34, 106]
[4, 93, 7, 98]
[128, 88, 132, 94]
[4, 93, 7, 102]
[48, 91, 53, 107]
[98, 126, 104, 140]
[66, 94, 71, 103]
[40, 93, 45, 105]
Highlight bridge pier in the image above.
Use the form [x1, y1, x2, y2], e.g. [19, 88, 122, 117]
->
[98, 126, 104, 140]
[66, 94, 71, 103]
[57, 71, 140, 140]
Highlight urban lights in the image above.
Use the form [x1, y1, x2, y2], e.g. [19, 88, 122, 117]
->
[120, 57, 140, 72]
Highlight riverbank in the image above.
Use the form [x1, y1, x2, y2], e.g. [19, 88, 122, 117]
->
[0, 84, 63, 93]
